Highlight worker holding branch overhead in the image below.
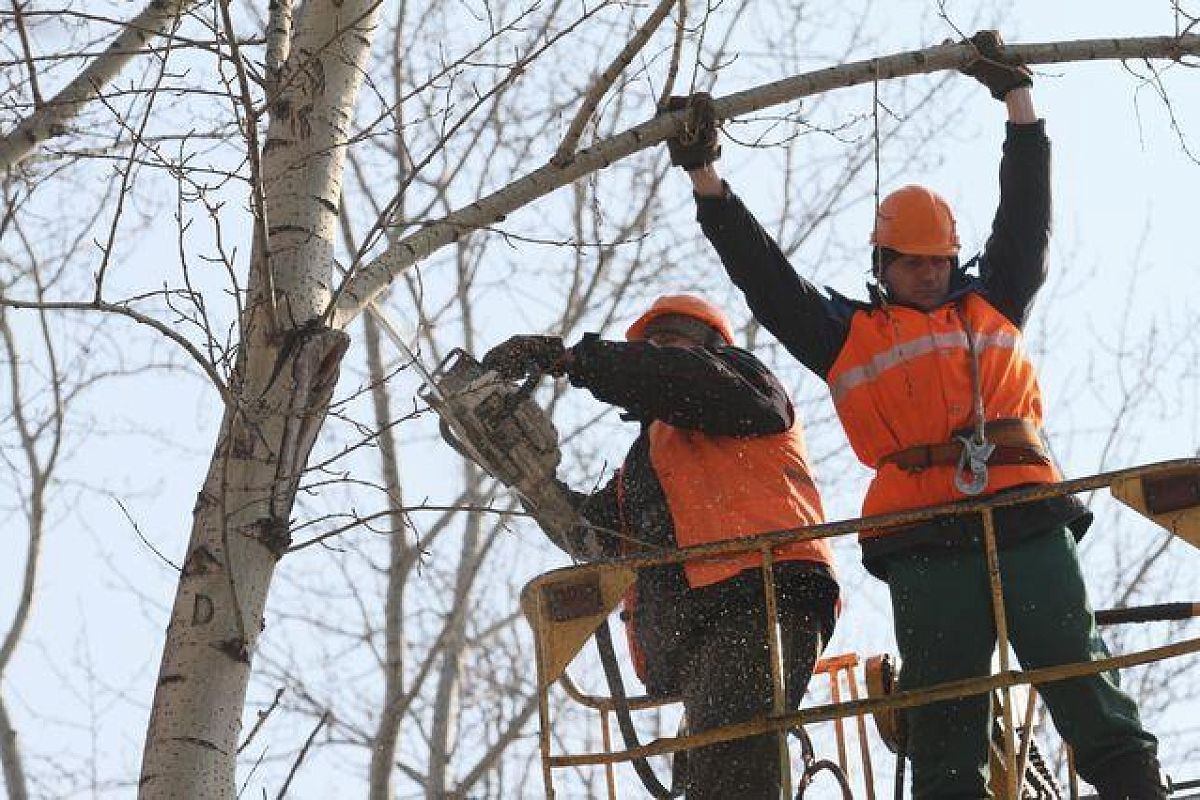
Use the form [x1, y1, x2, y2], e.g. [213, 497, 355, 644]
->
[482, 295, 840, 798]
[667, 30, 1165, 799]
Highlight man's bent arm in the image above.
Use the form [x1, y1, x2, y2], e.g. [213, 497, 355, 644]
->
[567, 337, 794, 435]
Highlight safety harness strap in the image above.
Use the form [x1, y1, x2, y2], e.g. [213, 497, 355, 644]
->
[878, 418, 1050, 473]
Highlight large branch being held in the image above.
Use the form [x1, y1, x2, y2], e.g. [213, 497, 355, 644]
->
[331, 34, 1200, 329]
[0, 0, 200, 171]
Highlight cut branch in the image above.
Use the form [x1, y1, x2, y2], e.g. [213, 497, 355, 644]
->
[332, 33, 1200, 327]
[0, 0, 199, 171]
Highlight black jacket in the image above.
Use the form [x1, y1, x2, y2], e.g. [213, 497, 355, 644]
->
[559, 335, 838, 695]
[694, 121, 1090, 577]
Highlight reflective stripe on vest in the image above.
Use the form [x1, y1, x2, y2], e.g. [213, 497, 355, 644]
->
[826, 293, 1061, 534]
[830, 330, 1020, 404]
[648, 418, 833, 588]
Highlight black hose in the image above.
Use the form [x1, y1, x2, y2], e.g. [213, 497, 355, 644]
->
[1094, 602, 1200, 626]
[594, 619, 681, 799]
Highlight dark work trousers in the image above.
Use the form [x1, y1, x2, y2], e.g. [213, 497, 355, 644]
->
[676, 585, 828, 800]
[885, 528, 1158, 799]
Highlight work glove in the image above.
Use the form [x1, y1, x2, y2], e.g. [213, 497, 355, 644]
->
[661, 92, 722, 170]
[481, 335, 569, 381]
[960, 30, 1032, 101]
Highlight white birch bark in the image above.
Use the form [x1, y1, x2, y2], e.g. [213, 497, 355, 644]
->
[331, 33, 1200, 328]
[0, 0, 199, 171]
[137, 1, 382, 796]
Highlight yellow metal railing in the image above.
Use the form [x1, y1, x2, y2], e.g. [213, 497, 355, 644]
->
[520, 458, 1200, 798]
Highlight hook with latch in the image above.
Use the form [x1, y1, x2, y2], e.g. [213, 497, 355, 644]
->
[953, 432, 995, 496]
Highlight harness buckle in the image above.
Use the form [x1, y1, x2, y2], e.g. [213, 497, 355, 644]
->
[953, 434, 995, 496]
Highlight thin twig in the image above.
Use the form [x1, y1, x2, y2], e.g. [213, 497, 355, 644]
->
[0, 0, 200, 170]
[114, 498, 182, 572]
[93, 11, 182, 301]
[274, 711, 330, 799]
[0, 295, 232, 406]
[218, 0, 279, 334]
[237, 747, 268, 799]
[238, 687, 286, 753]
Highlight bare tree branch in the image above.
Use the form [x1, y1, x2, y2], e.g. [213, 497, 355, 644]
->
[451, 692, 539, 797]
[656, 0, 687, 107]
[332, 33, 1200, 326]
[238, 687, 285, 754]
[274, 710, 329, 799]
[0, 700, 28, 800]
[9, 0, 42, 108]
[551, 0, 679, 166]
[0, 295, 233, 406]
[0, 0, 198, 170]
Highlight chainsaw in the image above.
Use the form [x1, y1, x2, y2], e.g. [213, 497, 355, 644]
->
[425, 349, 683, 796]
[419, 348, 598, 558]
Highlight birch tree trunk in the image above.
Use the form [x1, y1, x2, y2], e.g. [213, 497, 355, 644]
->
[426, 490, 484, 798]
[138, 1, 381, 796]
[363, 312, 416, 800]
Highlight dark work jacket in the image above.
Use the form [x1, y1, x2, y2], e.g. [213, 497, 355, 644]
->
[558, 335, 839, 696]
[694, 120, 1090, 579]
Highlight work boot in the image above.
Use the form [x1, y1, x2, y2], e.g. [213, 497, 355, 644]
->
[1088, 751, 1169, 800]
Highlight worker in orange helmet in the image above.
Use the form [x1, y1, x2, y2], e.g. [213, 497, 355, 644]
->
[483, 294, 840, 798]
[665, 31, 1164, 800]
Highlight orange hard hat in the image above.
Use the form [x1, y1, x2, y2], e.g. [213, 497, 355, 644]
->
[626, 294, 735, 345]
[870, 185, 960, 257]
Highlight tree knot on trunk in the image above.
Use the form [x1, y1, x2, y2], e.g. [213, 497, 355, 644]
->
[253, 516, 291, 558]
[215, 637, 251, 664]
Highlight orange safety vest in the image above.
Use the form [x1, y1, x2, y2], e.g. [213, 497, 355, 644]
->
[647, 417, 833, 587]
[826, 293, 1061, 539]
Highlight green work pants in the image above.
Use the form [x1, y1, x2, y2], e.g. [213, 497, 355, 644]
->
[885, 528, 1157, 799]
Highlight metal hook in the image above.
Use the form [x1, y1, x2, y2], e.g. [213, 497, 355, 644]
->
[954, 434, 995, 496]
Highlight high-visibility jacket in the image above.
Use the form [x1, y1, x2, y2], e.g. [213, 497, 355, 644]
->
[565, 337, 841, 694]
[826, 293, 1061, 536]
[647, 417, 834, 584]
